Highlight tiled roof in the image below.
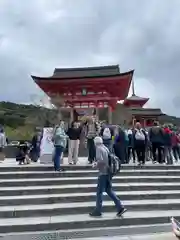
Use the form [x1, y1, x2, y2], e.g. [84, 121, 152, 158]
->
[32, 70, 134, 81]
[129, 107, 163, 116]
[52, 65, 120, 78]
[125, 95, 149, 101]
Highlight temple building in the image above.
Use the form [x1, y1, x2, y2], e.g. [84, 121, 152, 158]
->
[31, 65, 163, 126]
[123, 80, 163, 126]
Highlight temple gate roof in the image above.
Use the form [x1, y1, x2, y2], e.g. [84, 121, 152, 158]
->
[52, 65, 120, 78]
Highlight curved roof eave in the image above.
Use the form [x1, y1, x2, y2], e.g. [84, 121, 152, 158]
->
[124, 98, 149, 103]
[123, 97, 149, 108]
[31, 70, 134, 82]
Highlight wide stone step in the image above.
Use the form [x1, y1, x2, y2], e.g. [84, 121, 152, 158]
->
[0, 210, 178, 234]
[0, 223, 172, 239]
[0, 169, 180, 179]
[0, 164, 180, 172]
[1, 169, 180, 178]
[1, 183, 180, 197]
[0, 190, 179, 206]
[0, 199, 180, 218]
[0, 163, 179, 237]
[72, 232, 176, 240]
[0, 175, 179, 187]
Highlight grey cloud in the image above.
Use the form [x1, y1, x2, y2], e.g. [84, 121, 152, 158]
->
[0, 0, 180, 115]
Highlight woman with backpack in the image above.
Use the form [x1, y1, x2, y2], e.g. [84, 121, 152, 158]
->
[127, 128, 136, 163]
[132, 122, 147, 166]
[149, 121, 164, 164]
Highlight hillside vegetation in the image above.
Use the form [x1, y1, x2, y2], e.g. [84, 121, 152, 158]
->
[0, 102, 57, 140]
[0, 101, 180, 140]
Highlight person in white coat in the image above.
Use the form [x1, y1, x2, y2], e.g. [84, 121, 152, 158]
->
[0, 129, 6, 161]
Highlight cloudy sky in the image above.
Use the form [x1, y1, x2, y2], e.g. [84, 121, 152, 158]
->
[0, 0, 180, 116]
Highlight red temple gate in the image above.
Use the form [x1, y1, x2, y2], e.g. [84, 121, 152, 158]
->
[32, 65, 133, 123]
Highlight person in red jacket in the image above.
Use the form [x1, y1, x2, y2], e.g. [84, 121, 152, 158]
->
[171, 131, 180, 162]
[163, 126, 174, 164]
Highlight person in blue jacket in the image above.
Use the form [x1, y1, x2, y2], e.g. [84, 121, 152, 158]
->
[52, 121, 68, 171]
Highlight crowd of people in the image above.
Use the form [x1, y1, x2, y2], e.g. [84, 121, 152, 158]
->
[1, 117, 180, 169]
[50, 117, 180, 171]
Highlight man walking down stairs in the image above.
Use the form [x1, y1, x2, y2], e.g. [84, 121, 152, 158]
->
[0, 158, 179, 239]
[89, 136, 127, 217]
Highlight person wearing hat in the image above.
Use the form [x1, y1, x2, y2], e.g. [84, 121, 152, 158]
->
[89, 136, 127, 217]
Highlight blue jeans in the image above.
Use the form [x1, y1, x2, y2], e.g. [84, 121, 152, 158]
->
[54, 146, 64, 171]
[87, 139, 96, 163]
[95, 175, 122, 214]
[164, 146, 173, 165]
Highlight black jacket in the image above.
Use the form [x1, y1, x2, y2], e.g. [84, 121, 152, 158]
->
[31, 134, 42, 149]
[67, 127, 82, 140]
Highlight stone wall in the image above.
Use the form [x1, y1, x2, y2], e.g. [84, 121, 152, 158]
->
[98, 104, 132, 125]
[112, 103, 132, 126]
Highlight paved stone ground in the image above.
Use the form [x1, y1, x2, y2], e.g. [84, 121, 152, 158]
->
[0, 232, 177, 240]
[0, 157, 88, 166]
[75, 233, 177, 240]
[75, 232, 177, 239]
[1, 157, 180, 167]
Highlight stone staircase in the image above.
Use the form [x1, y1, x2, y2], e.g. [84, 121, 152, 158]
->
[0, 163, 179, 239]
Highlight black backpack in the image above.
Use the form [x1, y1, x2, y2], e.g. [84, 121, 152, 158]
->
[108, 153, 121, 177]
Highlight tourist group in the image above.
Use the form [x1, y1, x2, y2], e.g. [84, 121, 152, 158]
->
[0, 118, 180, 169]
[47, 118, 179, 170]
